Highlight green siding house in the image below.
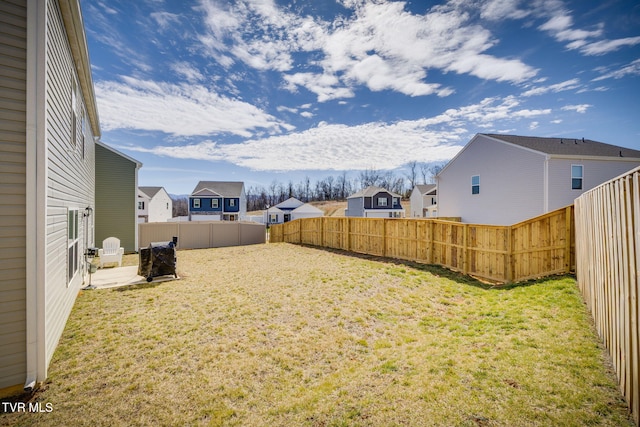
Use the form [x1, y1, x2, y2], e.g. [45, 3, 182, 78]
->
[95, 141, 142, 253]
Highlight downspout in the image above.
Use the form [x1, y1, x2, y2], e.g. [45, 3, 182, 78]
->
[25, 0, 47, 391]
[133, 155, 141, 251]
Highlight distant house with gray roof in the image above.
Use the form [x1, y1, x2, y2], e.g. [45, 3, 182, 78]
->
[138, 186, 172, 223]
[188, 181, 246, 221]
[436, 133, 640, 225]
[346, 186, 405, 218]
[410, 184, 437, 218]
[265, 197, 324, 224]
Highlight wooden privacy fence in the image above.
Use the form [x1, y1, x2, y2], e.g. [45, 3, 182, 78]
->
[270, 205, 574, 284]
[575, 166, 640, 425]
[139, 221, 265, 250]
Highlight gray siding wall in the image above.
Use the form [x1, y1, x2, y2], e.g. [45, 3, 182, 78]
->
[44, 0, 96, 365]
[346, 197, 363, 217]
[0, 0, 27, 391]
[95, 144, 137, 252]
[437, 135, 545, 225]
[547, 158, 640, 212]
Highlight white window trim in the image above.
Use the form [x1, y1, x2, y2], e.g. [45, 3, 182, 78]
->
[67, 209, 79, 286]
[229, 199, 236, 207]
[471, 175, 480, 195]
[571, 164, 584, 190]
[193, 198, 200, 208]
[211, 199, 219, 208]
[378, 197, 388, 207]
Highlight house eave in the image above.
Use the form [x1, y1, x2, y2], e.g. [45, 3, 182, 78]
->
[58, 0, 100, 137]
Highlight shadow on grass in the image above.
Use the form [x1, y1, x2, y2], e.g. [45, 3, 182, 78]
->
[111, 276, 180, 293]
[300, 244, 575, 291]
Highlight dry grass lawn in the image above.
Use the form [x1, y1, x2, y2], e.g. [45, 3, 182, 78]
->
[1, 243, 633, 426]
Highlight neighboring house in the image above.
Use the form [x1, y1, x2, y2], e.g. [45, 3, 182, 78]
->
[264, 197, 324, 224]
[437, 133, 640, 225]
[95, 141, 142, 253]
[345, 186, 405, 218]
[0, 0, 100, 396]
[138, 186, 172, 223]
[409, 184, 437, 217]
[188, 181, 246, 221]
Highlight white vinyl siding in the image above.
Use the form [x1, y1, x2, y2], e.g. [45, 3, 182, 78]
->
[146, 189, 172, 223]
[0, 0, 28, 390]
[437, 134, 545, 225]
[547, 158, 640, 212]
[43, 0, 96, 366]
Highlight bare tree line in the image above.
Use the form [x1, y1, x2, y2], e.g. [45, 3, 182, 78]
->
[171, 162, 444, 215]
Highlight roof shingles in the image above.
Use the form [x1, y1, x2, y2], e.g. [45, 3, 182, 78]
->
[484, 134, 640, 158]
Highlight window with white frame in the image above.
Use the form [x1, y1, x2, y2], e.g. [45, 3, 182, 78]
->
[471, 175, 480, 194]
[377, 197, 388, 207]
[571, 165, 583, 190]
[229, 199, 236, 207]
[211, 199, 219, 208]
[270, 213, 278, 223]
[138, 201, 144, 210]
[68, 209, 79, 285]
[193, 198, 200, 208]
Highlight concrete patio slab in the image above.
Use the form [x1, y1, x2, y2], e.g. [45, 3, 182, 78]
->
[86, 265, 178, 289]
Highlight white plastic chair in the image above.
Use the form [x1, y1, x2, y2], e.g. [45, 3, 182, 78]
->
[98, 237, 124, 268]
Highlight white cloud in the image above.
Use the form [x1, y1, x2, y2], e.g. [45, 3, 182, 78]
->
[580, 37, 640, 56]
[529, 121, 539, 130]
[150, 11, 181, 29]
[196, 0, 537, 102]
[170, 62, 205, 83]
[561, 104, 591, 114]
[480, 0, 530, 20]
[592, 59, 640, 81]
[300, 111, 314, 118]
[521, 78, 581, 96]
[118, 96, 553, 171]
[95, 77, 290, 137]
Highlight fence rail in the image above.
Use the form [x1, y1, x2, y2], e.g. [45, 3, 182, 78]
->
[575, 167, 640, 425]
[139, 221, 265, 250]
[270, 205, 574, 284]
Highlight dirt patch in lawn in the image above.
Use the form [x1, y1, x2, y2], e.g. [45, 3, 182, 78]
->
[1, 243, 633, 426]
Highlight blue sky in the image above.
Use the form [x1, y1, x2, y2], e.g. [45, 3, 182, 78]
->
[80, 0, 640, 195]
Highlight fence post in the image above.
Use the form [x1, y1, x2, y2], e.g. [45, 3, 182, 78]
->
[463, 223, 469, 275]
[428, 220, 434, 264]
[565, 205, 572, 273]
[383, 218, 387, 257]
[506, 226, 513, 283]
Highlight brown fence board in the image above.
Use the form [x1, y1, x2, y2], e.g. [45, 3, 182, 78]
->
[271, 206, 574, 285]
[575, 166, 640, 425]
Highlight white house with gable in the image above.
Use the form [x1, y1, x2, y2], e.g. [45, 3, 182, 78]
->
[410, 184, 437, 217]
[265, 197, 324, 224]
[436, 133, 640, 225]
[138, 187, 172, 223]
